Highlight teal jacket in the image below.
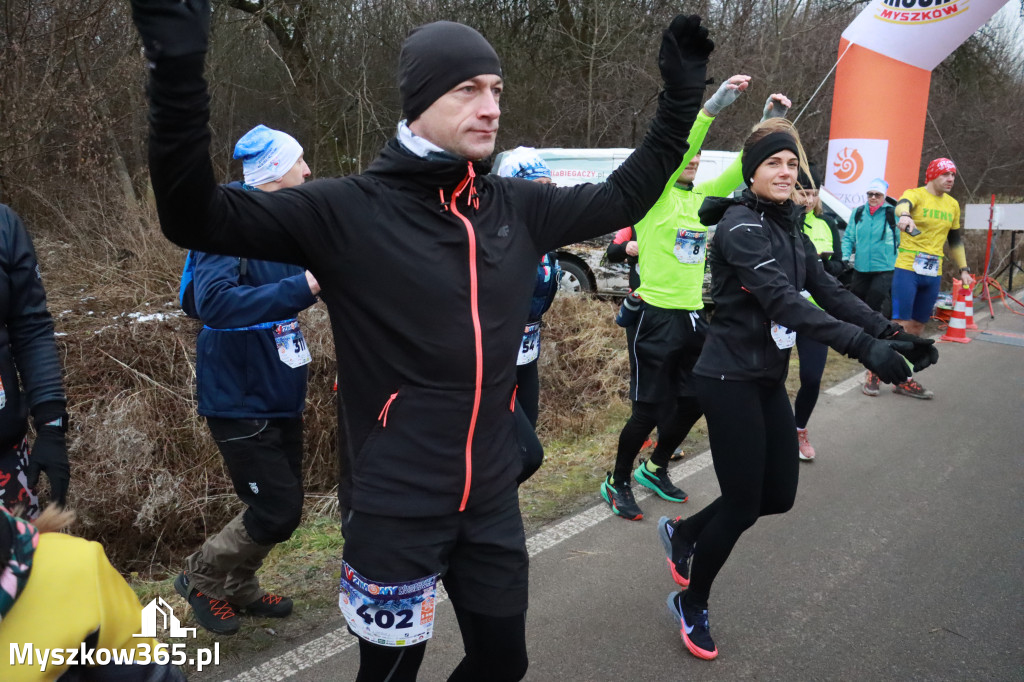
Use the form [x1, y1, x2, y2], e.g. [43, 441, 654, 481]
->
[842, 204, 899, 273]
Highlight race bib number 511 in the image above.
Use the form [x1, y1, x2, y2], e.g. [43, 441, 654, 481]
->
[339, 562, 438, 647]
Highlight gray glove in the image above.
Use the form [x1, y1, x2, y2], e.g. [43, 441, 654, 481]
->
[760, 95, 790, 122]
[703, 80, 744, 116]
[130, 0, 211, 61]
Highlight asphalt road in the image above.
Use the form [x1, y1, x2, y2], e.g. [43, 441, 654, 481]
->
[211, 309, 1023, 682]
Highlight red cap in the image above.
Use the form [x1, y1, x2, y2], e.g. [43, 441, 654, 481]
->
[925, 158, 956, 184]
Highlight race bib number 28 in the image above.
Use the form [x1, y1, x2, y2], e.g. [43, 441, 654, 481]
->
[339, 562, 438, 647]
[912, 252, 940, 277]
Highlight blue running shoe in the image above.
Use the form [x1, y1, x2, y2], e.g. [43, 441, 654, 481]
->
[600, 473, 643, 521]
[658, 516, 693, 587]
[666, 591, 718, 660]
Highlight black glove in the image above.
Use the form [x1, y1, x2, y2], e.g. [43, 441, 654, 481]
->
[26, 425, 69, 507]
[849, 334, 913, 385]
[658, 15, 714, 91]
[130, 0, 210, 61]
[880, 328, 939, 372]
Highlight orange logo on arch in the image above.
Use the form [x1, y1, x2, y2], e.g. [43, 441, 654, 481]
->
[833, 147, 864, 184]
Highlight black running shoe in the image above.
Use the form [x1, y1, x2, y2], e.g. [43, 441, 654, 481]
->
[600, 473, 643, 520]
[174, 572, 240, 635]
[633, 459, 688, 502]
[667, 591, 718, 660]
[658, 516, 694, 587]
[233, 592, 294, 618]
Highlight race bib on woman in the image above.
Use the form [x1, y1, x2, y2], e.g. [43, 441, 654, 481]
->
[770, 322, 796, 349]
[339, 562, 438, 647]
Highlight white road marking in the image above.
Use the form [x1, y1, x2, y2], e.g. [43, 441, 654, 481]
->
[219, 451, 713, 681]
[825, 372, 864, 396]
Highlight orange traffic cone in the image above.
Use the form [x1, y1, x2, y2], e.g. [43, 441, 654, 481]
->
[939, 281, 971, 344]
[962, 280, 979, 330]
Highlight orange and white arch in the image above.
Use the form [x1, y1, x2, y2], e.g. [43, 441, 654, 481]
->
[825, 0, 1009, 208]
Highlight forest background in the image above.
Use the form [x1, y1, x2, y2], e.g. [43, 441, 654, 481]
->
[1, 0, 1022, 572]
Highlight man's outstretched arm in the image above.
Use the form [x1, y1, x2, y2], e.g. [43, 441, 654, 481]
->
[131, 0, 328, 266]
[526, 14, 714, 251]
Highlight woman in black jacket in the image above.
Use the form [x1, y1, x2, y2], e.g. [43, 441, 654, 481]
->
[0, 204, 68, 517]
[656, 119, 938, 660]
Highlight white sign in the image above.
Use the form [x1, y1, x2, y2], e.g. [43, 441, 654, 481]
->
[963, 203, 1024, 231]
[823, 138, 889, 210]
[842, 0, 1009, 71]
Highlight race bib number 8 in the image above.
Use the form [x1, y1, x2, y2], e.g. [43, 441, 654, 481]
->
[339, 562, 438, 647]
[674, 229, 707, 265]
[912, 252, 940, 277]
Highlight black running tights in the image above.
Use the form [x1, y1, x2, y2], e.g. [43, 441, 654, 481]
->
[793, 336, 829, 429]
[613, 397, 702, 482]
[678, 376, 799, 608]
[355, 605, 527, 682]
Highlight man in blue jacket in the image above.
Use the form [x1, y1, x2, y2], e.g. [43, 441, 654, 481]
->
[174, 126, 321, 635]
[841, 177, 899, 396]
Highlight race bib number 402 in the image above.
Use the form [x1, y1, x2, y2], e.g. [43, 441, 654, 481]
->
[339, 562, 438, 647]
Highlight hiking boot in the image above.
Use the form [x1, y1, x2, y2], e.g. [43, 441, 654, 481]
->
[658, 516, 694, 588]
[600, 473, 643, 521]
[862, 370, 880, 397]
[174, 572, 240, 635]
[634, 459, 688, 502]
[893, 378, 934, 399]
[796, 428, 816, 461]
[667, 591, 718, 660]
[233, 593, 293, 618]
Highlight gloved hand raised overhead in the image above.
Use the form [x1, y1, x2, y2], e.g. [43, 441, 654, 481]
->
[702, 75, 751, 116]
[130, 0, 211, 61]
[658, 15, 714, 92]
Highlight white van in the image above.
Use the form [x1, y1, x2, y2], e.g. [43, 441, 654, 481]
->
[494, 147, 852, 296]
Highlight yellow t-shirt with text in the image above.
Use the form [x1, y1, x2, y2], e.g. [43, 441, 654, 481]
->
[894, 186, 961, 275]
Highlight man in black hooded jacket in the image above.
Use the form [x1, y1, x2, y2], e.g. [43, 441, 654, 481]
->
[129, 4, 714, 679]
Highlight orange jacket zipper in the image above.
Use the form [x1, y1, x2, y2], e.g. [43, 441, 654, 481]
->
[446, 164, 483, 512]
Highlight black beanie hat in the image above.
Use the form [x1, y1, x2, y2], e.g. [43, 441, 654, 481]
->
[796, 163, 822, 190]
[742, 132, 799, 186]
[399, 21, 503, 123]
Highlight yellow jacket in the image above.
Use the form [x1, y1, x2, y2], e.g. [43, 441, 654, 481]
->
[1, 533, 160, 681]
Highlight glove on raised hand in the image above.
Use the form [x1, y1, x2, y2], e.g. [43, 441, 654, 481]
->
[881, 328, 939, 372]
[761, 95, 790, 121]
[130, 0, 211, 61]
[849, 333, 913, 385]
[703, 79, 744, 116]
[26, 425, 70, 507]
[658, 15, 714, 92]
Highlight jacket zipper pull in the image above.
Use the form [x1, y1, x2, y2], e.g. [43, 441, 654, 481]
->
[378, 391, 399, 427]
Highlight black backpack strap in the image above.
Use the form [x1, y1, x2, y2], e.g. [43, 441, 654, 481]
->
[885, 206, 898, 254]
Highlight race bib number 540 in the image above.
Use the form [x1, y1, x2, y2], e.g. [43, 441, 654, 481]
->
[339, 562, 438, 647]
